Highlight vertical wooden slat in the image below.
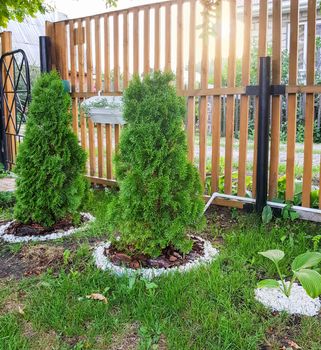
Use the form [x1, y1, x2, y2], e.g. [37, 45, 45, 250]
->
[103, 15, 111, 180]
[115, 124, 120, 150]
[133, 9, 139, 75]
[97, 123, 104, 177]
[95, 17, 103, 177]
[252, 0, 268, 196]
[45, 21, 56, 69]
[86, 18, 93, 92]
[69, 20, 77, 92]
[80, 105, 87, 150]
[88, 119, 96, 176]
[165, 3, 171, 72]
[176, 0, 183, 90]
[106, 124, 112, 179]
[199, 1, 209, 185]
[237, 0, 252, 196]
[95, 16, 102, 91]
[114, 14, 120, 161]
[104, 14, 110, 92]
[55, 22, 68, 79]
[72, 98, 79, 135]
[113, 13, 119, 91]
[269, 0, 282, 199]
[78, 19, 87, 158]
[123, 11, 129, 88]
[286, 0, 299, 200]
[302, 0, 316, 207]
[224, 0, 236, 194]
[154, 5, 160, 71]
[187, 0, 196, 162]
[1, 31, 16, 166]
[211, 1, 222, 193]
[144, 7, 150, 74]
[77, 20, 84, 91]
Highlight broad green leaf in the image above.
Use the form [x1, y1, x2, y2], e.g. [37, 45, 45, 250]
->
[289, 210, 299, 221]
[128, 276, 136, 290]
[282, 208, 289, 220]
[262, 205, 273, 224]
[295, 269, 321, 299]
[257, 279, 280, 289]
[145, 281, 158, 290]
[291, 252, 321, 272]
[294, 180, 303, 195]
[310, 190, 319, 206]
[259, 249, 285, 264]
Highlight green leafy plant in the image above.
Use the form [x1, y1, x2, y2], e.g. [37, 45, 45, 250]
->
[281, 203, 300, 221]
[14, 71, 88, 227]
[312, 235, 321, 251]
[0, 164, 9, 179]
[0, 191, 15, 208]
[138, 323, 162, 350]
[63, 249, 72, 266]
[258, 249, 321, 298]
[107, 72, 204, 257]
[262, 205, 273, 224]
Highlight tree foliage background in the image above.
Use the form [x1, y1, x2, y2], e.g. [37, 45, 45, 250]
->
[0, 0, 117, 28]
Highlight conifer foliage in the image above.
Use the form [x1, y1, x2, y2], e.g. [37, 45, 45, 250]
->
[14, 71, 87, 227]
[108, 72, 204, 257]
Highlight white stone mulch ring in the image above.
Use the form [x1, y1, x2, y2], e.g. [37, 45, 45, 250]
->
[93, 236, 219, 280]
[0, 212, 95, 243]
[255, 281, 321, 316]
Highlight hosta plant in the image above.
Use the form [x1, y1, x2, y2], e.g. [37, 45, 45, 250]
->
[258, 249, 321, 298]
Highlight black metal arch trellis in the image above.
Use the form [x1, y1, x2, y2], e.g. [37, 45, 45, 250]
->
[0, 49, 31, 170]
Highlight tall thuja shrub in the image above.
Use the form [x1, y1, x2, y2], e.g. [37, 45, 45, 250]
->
[14, 71, 87, 227]
[108, 72, 204, 257]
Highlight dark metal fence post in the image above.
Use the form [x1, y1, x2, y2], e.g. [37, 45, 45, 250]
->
[255, 57, 271, 213]
[39, 36, 52, 73]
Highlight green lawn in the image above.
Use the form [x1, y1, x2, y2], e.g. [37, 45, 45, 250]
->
[0, 190, 320, 350]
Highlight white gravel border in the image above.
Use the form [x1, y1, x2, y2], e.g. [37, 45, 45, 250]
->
[93, 236, 219, 280]
[255, 281, 321, 316]
[0, 213, 95, 243]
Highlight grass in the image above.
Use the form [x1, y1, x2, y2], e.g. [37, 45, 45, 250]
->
[0, 190, 321, 349]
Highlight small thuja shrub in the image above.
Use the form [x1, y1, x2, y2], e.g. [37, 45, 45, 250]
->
[107, 72, 204, 257]
[14, 71, 87, 227]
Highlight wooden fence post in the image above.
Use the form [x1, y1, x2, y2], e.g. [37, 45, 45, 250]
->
[45, 21, 56, 70]
[1, 31, 16, 168]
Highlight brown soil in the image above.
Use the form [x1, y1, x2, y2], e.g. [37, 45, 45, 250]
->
[261, 314, 303, 350]
[4, 214, 89, 237]
[0, 244, 65, 278]
[0, 235, 107, 280]
[109, 323, 140, 350]
[19, 244, 65, 276]
[105, 235, 205, 270]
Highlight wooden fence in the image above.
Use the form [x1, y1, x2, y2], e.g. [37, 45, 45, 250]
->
[46, 0, 321, 209]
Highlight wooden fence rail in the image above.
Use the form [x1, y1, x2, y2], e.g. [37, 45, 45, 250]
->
[45, 0, 321, 209]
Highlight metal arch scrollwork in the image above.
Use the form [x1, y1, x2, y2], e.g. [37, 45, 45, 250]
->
[0, 49, 31, 169]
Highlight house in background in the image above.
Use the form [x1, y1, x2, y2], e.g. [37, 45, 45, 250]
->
[1, 12, 68, 67]
[251, 0, 321, 82]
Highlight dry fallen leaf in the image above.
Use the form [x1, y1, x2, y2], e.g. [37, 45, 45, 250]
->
[18, 306, 25, 315]
[285, 339, 301, 349]
[86, 293, 108, 304]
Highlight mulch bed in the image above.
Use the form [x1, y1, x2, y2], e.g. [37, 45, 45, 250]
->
[105, 236, 205, 269]
[4, 214, 89, 237]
